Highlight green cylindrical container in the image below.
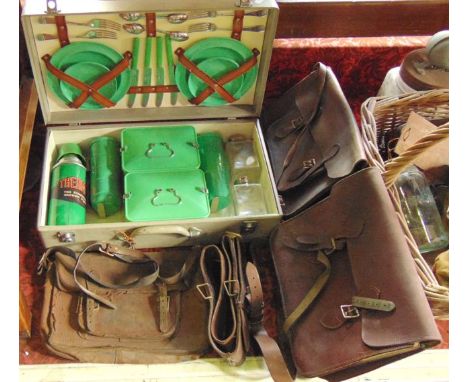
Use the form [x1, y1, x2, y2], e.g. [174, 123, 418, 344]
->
[47, 143, 87, 225]
[89, 136, 122, 218]
[198, 132, 232, 213]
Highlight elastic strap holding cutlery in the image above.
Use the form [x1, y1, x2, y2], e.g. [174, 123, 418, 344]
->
[175, 48, 259, 105]
[146, 13, 156, 37]
[231, 10, 245, 40]
[42, 51, 132, 108]
[54, 15, 70, 47]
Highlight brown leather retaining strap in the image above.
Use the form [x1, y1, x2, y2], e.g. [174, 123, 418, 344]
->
[191, 48, 260, 105]
[175, 48, 236, 104]
[198, 233, 293, 382]
[146, 13, 156, 37]
[42, 51, 132, 109]
[231, 10, 245, 40]
[128, 85, 179, 94]
[55, 15, 70, 47]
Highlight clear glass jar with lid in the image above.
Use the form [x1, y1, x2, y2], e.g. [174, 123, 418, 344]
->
[395, 165, 448, 253]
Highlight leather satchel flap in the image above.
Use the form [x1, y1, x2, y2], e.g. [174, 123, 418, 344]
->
[270, 167, 440, 378]
[263, 63, 326, 180]
[276, 64, 366, 192]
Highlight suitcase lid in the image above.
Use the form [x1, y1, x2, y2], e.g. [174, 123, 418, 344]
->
[21, 0, 279, 126]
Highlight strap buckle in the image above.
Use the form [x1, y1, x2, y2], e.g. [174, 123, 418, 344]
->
[196, 283, 213, 300]
[340, 304, 360, 319]
[224, 279, 240, 297]
[98, 244, 116, 257]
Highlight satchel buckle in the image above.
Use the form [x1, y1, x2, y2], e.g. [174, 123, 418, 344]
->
[196, 283, 213, 300]
[303, 158, 317, 169]
[340, 304, 360, 319]
[99, 244, 116, 257]
[292, 116, 304, 130]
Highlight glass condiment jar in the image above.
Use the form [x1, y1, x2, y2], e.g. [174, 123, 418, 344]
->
[395, 165, 448, 253]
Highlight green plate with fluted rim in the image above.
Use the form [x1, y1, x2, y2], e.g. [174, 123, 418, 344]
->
[46, 42, 130, 109]
[175, 37, 258, 106]
[187, 57, 244, 105]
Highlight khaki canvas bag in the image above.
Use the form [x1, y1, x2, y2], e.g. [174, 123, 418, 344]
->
[39, 243, 210, 363]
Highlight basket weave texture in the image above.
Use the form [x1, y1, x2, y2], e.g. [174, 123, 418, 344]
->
[360, 89, 449, 319]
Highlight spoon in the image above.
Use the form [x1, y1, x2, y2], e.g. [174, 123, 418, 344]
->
[123, 23, 145, 34]
[119, 13, 144, 21]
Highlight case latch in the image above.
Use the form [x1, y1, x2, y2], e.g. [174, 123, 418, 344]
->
[241, 220, 258, 234]
[45, 0, 60, 14]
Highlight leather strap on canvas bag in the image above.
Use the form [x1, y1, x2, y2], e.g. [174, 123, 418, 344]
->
[198, 233, 293, 382]
[38, 242, 197, 311]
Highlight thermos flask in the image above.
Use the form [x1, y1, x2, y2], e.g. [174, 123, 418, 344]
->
[47, 143, 87, 225]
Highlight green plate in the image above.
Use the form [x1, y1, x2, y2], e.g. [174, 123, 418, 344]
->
[121, 125, 200, 173]
[175, 38, 258, 106]
[60, 62, 118, 110]
[187, 57, 244, 105]
[57, 51, 117, 71]
[46, 42, 131, 109]
[124, 170, 210, 222]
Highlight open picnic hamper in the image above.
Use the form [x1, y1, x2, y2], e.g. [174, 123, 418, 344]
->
[360, 89, 449, 319]
[21, 0, 282, 250]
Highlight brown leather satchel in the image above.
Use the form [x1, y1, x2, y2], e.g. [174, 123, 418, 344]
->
[262, 62, 367, 217]
[39, 243, 210, 363]
[198, 233, 294, 382]
[269, 167, 441, 381]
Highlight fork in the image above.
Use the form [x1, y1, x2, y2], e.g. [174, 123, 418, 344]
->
[37, 29, 117, 41]
[38, 16, 121, 31]
[163, 9, 267, 24]
[187, 22, 265, 33]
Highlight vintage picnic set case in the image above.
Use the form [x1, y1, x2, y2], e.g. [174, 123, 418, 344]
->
[21, 0, 282, 250]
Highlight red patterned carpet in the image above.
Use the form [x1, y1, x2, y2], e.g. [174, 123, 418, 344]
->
[19, 37, 448, 365]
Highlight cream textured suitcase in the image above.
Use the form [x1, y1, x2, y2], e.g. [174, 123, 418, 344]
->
[21, 0, 281, 250]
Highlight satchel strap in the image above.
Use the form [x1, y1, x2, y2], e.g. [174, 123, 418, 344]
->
[198, 233, 293, 382]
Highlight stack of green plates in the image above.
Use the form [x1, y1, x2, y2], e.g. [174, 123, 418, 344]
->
[175, 38, 258, 106]
[46, 42, 131, 110]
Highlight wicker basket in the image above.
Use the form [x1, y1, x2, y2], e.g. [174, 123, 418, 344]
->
[360, 89, 449, 319]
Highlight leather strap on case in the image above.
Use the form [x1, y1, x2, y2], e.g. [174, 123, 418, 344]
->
[146, 13, 156, 37]
[231, 10, 245, 40]
[191, 49, 260, 105]
[42, 51, 132, 108]
[128, 85, 179, 94]
[54, 15, 70, 47]
[198, 233, 293, 382]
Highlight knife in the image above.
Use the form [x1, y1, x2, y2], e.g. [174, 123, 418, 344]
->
[156, 36, 165, 107]
[127, 37, 140, 107]
[141, 36, 154, 107]
[165, 34, 178, 105]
